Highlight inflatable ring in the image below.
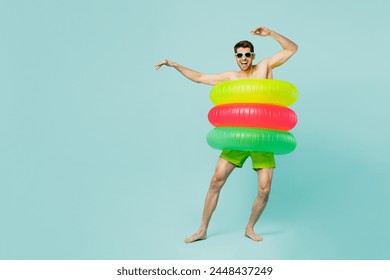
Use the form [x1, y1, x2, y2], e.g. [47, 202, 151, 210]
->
[207, 127, 297, 154]
[210, 79, 298, 106]
[208, 103, 297, 131]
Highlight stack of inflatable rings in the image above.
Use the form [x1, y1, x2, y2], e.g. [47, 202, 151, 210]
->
[207, 79, 298, 155]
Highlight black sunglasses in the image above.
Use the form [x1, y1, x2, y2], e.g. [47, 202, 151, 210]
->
[235, 52, 254, 58]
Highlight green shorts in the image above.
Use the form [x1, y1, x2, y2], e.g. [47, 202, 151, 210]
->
[220, 150, 276, 169]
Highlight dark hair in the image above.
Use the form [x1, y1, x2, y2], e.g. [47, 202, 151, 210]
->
[234, 40, 254, 53]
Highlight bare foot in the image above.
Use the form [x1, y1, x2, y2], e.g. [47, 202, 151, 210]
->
[184, 230, 207, 243]
[245, 228, 263, 242]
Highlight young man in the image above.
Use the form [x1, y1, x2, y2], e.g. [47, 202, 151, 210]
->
[155, 26, 298, 243]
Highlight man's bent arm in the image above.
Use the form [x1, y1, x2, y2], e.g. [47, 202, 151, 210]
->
[252, 26, 298, 70]
[267, 30, 298, 68]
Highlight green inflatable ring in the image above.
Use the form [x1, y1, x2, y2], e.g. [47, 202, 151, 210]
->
[207, 127, 297, 155]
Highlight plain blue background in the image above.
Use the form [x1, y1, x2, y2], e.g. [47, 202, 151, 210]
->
[1, 0, 389, 259]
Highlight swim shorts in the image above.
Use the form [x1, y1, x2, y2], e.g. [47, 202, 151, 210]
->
[220, 150, 276, 169]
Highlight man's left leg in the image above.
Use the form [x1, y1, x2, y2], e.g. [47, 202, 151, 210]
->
[245, 168, 273, 241]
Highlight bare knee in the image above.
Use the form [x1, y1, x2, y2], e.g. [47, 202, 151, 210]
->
[209, 158, 235, 192]
[210, 173, 226, 192]
[257, 168, 273, 201]
[258, 180, 271, 201]
[258, 186, 270, 201]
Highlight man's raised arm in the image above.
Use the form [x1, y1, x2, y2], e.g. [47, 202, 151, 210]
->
[251, 26, 298, 70]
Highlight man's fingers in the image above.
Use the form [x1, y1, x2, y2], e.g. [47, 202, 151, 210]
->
[155, 62, 165, 70]
[155, 61, 167, 70]
[251, 27, 262, 35]
[155, 59, 173, 70]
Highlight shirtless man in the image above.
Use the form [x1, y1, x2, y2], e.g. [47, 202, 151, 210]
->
[155, 26, 298, 243]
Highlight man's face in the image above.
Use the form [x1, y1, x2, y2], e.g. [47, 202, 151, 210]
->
[235, 47, 255, 71]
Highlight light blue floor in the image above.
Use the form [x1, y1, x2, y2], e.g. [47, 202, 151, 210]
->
[1, 144, 389, 259]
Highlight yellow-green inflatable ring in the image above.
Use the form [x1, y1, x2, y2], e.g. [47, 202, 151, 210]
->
[210, 79, 298, 107]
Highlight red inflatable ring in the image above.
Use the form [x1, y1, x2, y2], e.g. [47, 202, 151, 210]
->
[208, 103, 297, 131]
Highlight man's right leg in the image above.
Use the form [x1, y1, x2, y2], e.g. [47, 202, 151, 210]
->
[184, 158, 236, 243]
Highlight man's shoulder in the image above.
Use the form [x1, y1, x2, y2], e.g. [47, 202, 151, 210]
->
[224, 70, 240, 80]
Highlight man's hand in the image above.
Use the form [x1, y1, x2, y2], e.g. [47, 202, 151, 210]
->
[251, 26, 272, 36]
[155, 59, 177, 70]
